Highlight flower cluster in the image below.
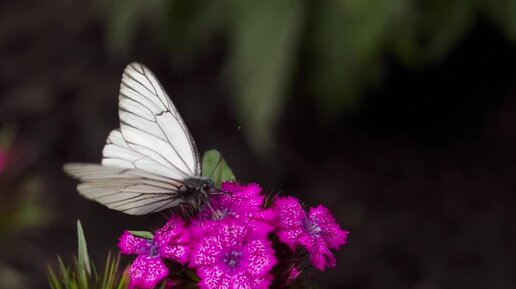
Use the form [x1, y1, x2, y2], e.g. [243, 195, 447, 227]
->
[118, 182, 348, 289]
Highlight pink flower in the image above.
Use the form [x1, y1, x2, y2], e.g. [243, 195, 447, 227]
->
[195, 182, 275, 231]
[0, 150, 8, 174]
[118, 216, 189, 288]
[190, 218, 276, 289]
[273, 197, 348, 270]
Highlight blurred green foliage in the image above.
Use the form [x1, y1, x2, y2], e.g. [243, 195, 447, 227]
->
[0, 177, 48, 237]
[0, 125, 51, 289]
[0, 125, 49, 239]
[98, 0, 516, 153]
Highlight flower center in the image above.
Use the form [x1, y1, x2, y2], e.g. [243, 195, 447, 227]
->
[223, 250, 242, 269]
[305, 217, 321, 237]
[142, 239, 159, 257]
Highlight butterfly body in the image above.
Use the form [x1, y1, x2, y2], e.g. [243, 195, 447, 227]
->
[64, 63, 216, 215]
[178, 177, 216, 209]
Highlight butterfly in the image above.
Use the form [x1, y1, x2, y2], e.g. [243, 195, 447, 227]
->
[64, 62, 217, 215]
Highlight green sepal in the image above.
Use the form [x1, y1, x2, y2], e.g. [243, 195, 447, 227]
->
[128, 230, 154, 239]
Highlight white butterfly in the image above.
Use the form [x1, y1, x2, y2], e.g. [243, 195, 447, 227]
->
[64, 62, 216, 215]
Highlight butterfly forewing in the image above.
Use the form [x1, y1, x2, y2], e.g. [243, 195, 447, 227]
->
[119, 63, 200, 175]
[64, 62, 204, 215]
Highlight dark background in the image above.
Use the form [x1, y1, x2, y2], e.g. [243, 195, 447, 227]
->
[1, 1, 516, 289]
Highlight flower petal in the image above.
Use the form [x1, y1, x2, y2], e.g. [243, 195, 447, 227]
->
[154, 216, 187, 247]
[276, 227, 305, 251]
[273, 196, 305, 229]
[307, 238, 337, 271]
[309, 205, 348, 249]
[218, 220, 249, 246]
[197, 265, 231, 289]
[154, 217, 190, 263]
[220, 182, 264, 213]
[221, 182, 262, 197]
[230, 272, 254, 289]
[128, 255, 168, 289]
[232, 272, 272, 289]
[160, 243, 189, 264]
[118, 231, 149, 255]
[191, 234, 223, 267]
[245, 239, 276, 276]
[249, 208, 276, 223]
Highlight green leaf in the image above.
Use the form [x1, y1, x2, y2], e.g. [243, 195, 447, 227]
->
[76, 220, 91, 277]
[48, 252, 128, 289]
[47, 264, 62, 289]
[128, 230, 154, 239]
[202, 150, 235, 187]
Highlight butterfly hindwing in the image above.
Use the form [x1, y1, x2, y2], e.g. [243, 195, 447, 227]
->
[64, 163, 186, 215]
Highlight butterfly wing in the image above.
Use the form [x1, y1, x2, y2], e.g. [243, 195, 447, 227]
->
[102, 129, 189, 180]
[118, 62, 200, 176]
[64, 63, 202, 215]
[64, 164, 187, 215]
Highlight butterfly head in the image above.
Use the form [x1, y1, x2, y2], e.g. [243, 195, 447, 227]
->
[197, 177, 216, 198]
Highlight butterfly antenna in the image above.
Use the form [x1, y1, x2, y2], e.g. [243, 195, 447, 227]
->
[205, 201, 214, 213]
[205, 201, 222, 219]
[210, 191, 226, 196]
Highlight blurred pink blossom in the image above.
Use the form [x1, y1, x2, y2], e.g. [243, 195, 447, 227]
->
[0, 150, 8, 173]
